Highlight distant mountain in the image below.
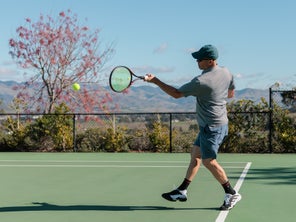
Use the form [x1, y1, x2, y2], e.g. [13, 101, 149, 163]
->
[0, 81, 21, 111]
[110, 86, 197, 112]
[235, 88, 269, 102]
[0, 80, 269, 112]
[110, 86, 269, 112]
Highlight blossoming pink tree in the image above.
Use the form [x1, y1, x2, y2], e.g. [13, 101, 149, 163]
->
[9, 10, 115, 113]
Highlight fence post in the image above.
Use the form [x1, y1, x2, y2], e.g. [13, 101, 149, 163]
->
[169, 113, 172, 153]
[268, 88, 273, 153]
[73, 114, 77, 152]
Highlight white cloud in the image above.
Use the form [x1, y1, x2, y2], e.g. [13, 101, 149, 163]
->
[185, 48, 196, 54]
[0, 67, 15, 75]
[235, 73, 243, 78]
[133, 65, 175, 74]
[153, 43, 168, 54]
[0, 62, 23, 82]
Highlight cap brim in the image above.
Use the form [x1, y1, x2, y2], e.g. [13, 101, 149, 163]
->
[191, 51, 199, 59]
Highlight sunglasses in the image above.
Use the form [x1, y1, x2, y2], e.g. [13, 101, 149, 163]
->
[196, 58, 212, 62]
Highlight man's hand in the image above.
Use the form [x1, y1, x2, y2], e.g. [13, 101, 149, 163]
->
[144, 74, 157, 83]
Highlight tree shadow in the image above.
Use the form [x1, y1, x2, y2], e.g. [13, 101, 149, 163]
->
[245, 167, 296, 185]
[0, 202, 219, 212]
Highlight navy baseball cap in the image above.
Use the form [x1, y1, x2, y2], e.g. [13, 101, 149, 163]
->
[191, 44, 219, 60]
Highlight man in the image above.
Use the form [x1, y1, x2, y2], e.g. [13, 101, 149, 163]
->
[145, 44, 241, 210]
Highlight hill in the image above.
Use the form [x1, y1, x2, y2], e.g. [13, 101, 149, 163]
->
[110, 86, 269, 112]
[0, 81, 269, 112]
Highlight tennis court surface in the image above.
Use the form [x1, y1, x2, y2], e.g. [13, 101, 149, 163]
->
[0, 153, 295, 222]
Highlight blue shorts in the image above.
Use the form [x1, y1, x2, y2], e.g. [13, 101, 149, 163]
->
[194, 124, 228, 159]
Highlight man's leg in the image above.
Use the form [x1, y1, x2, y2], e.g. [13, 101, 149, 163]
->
[185, 145, 202, 181]
[202, 158, 241, 210]
[202, 158, 229, 185]
[161, 145, 201, 202]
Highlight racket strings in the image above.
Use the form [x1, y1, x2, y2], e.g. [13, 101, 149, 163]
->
[110, 67, 132, 92]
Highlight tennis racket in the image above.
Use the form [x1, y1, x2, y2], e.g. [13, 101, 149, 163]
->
[109, 66, 146, 93]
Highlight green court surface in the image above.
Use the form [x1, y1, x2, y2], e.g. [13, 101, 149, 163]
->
[0, 153, 295, 222]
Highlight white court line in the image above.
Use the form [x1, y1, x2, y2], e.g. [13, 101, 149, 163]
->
[0, 164, 246, 168]
[0, 160, 249, 164]
[0, 160, 190, 163]
[215, 162, 252, 222]
[0, 164, 188, 168]
[0, 160, 249, 168]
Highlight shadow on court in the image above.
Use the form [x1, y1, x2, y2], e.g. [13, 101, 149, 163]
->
[246, 167, 296, 185]
[0, 202, 219, 212]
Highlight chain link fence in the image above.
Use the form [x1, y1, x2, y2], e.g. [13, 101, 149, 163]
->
[72, 112, 198, 153]
[0, 89, 295, 153]
[269, 87, 296, 152]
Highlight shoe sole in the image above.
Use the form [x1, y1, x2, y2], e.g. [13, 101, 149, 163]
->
[161, 193, 187, 202]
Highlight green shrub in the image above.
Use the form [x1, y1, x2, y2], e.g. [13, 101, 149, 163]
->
[0, 116, 28, 151]
[146, 115, 170, 152]
[76, 126, 129, 152]
[75, 128, 103, 152]
[272, 105, 296, 153]
[221, 98, 296, 153]
[27, 104, 73, 151]
[0, 103, 73, 152]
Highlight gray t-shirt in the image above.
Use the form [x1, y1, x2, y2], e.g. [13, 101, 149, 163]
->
[179, 66, 235, 127]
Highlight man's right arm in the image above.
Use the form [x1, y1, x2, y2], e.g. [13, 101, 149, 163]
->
[145, 74, 184, 99]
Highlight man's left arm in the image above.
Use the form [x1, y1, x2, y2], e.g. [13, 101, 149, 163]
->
[228, 74, 235, 98]
[228, 89, 235, 98]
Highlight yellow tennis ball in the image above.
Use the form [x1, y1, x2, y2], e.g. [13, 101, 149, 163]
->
[72, 83, 80, 91]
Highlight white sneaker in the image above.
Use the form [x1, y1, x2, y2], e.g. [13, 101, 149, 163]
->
[161, 189, 187, 202]
[220, 193, 242, 210]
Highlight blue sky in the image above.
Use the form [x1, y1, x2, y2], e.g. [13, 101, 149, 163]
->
[1, 0, 296, 89]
